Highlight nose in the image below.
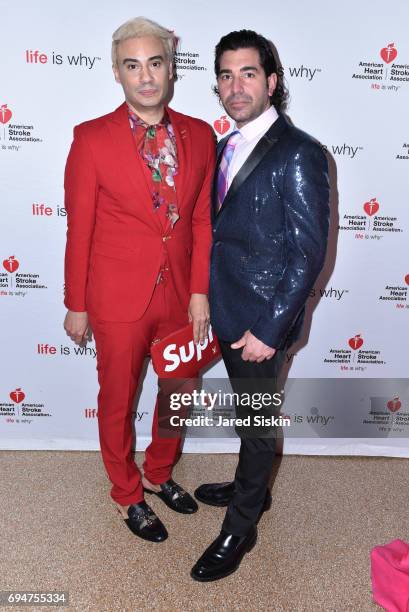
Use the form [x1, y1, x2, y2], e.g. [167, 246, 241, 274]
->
[140, 63, 153, 83]
[230, 75, 244, 95]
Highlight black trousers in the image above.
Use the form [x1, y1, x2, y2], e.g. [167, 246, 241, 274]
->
[220, 339, 287, 536]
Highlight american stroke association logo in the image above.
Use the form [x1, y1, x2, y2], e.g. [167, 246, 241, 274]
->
[324, 334, 386, 372]
[352, 43, 409, 92]
[213, 115, 231, 136]
[0, 102, 43, 152]
[379, 274, 409, 310]
[387, 396, 401, 412]
[396, 142, 409, 161]
[174, 46, 207, 79]
[10, 388, 25, 403]
[1, 255, 47, 298]
[0, 104, 12, 124]
[338, 198, 403, 240]
[0, 388, 50, 424]
[366, 395, 409, 435]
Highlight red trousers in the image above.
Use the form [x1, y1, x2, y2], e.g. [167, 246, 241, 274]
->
[89, 273, 190, 506]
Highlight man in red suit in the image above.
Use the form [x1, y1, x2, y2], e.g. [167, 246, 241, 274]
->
[63, 17, 215, 542]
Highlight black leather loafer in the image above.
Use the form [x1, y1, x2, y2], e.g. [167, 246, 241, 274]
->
[194, 481, 272, 512]
[191, 526, 257, 582]
[122, 501, 168, 542]
[144, 479, 198, 514]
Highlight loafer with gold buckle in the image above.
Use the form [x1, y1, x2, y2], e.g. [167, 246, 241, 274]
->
[144, 479, 198, 514]
[121, 501, 168, 542]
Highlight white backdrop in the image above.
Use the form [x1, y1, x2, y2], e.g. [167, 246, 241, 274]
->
[1, 0, 408, 456]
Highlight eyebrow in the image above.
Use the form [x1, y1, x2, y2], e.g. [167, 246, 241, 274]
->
[122, 55, 164, 64]
[219, 65, 260, 74]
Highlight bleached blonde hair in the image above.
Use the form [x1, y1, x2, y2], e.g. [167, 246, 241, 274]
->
[111, 16, 177, 66]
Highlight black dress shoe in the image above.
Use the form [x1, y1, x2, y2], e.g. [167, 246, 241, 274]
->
[194, 481, 235, 506]
[191, 526, 257, 582]
[144, 479, 198, 514]
[122, 501, 168, 542]
[195, 481, 272, 512]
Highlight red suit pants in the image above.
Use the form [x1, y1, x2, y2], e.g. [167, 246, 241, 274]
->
[89, 273, 190, 506]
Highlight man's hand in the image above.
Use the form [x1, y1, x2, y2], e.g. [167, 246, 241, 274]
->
[188, 294, 210, 344]
[231, 330, 276, 363]
[64, 310, 89, 345]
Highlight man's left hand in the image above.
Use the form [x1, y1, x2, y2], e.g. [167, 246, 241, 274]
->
[188, 293, 210, 344]
[231, 330, 276, 362]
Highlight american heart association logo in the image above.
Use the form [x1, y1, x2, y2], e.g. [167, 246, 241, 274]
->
[380, 43, 397, 64]
[363, 198, 379, 216]
[348, 334, 363, 350]
[3, 256, 19, 273]
[387, 397, 401, 412]
[404, 274, 409, 286]
[0, 104, 12, 124]
[10, 388, 25, 403]
[213, 115, 231, 135]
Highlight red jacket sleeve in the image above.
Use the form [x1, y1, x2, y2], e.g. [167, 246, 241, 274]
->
[64, 125, 98, 311]
[189, 125, 216, 295]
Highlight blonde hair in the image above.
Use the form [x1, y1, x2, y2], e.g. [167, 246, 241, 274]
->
[112, 16, 177, 66]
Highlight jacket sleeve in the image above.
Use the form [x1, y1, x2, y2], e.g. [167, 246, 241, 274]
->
[189, 125, 216, 295]
[250, 139, 330, 348]
[64, 125, 98, 311]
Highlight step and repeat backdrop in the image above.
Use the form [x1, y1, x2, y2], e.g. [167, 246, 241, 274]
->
[1, 0, 408, 456]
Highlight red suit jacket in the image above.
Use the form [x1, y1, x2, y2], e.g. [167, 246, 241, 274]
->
[64, 102, 215, 321]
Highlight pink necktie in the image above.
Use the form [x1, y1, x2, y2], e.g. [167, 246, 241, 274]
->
[217, 130, 241, 210]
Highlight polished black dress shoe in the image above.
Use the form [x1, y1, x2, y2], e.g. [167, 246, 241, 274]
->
[194, 481, 235, 506]
[191, 526, 257, 582]
[122, 501, 168, 542]
[194, 481, 272, 511]
[144, 479, 198, 514]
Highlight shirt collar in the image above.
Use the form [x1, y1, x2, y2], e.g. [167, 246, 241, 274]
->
[127, 104, 170, 129]
[236, 105, 279, 142]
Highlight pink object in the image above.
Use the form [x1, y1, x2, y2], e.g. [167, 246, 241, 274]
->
[371, 539, 409, 611]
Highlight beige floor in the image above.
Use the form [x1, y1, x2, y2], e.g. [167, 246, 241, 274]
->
[1, 450, 407, 611]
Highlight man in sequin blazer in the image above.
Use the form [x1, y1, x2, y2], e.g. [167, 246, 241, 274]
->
[192, 29, 330, 582]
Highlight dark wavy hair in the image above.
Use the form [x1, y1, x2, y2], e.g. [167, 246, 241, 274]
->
[214, 29, 288, 112]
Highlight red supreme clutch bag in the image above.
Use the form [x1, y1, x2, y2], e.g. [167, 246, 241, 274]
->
[150, 323, 221, 378]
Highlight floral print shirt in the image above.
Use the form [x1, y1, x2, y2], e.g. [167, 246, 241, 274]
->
[128, 107, 180, 228]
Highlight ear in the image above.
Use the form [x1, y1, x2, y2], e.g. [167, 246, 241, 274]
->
[113, 63, 121, 84]
[168, 59, 174, 81]
[267, 73, 278, 97]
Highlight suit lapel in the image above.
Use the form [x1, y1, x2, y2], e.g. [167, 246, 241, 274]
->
[106, 102, 162, 232]
[167, 106, 190, 213]
[214, 114, 289, 219]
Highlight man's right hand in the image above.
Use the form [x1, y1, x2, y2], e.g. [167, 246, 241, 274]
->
[64, 310, 89, 345]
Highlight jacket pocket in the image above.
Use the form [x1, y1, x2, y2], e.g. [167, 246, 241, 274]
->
[240, 256, 284, 274]
[92, 241, 140, 261]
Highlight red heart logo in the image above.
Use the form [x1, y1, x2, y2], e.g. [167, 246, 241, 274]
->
[0, 104, 12, 124]
[3, 256, 19, 273]
[380, 43, 397, 64]
[348, 334, 363, 350]
[10, 388, 25, 403]
[213, 115, 231, 135]
[363, 198, 379, 216]
[404, 274, 409, 286]
[387, 397, 401, 412]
